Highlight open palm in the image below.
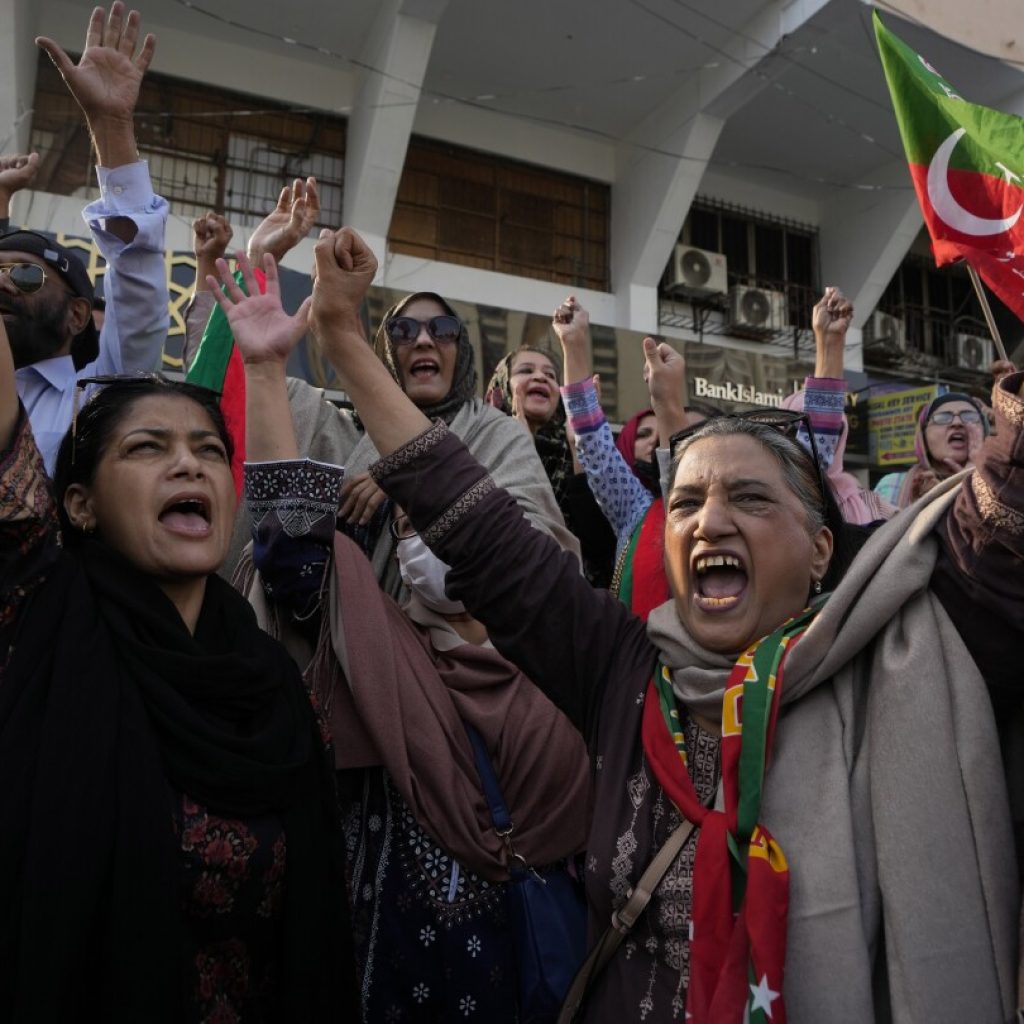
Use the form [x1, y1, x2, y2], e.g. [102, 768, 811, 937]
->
[209, 253, 310, 365]
[37, 3, 154, 123]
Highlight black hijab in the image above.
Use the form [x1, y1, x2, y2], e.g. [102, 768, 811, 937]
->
[0, 540, 356, 1021]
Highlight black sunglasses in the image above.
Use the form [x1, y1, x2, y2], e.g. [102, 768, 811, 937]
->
[385, 314, 462, 346]
[0, 262, 51, 294]
[669, 409, 830, 516]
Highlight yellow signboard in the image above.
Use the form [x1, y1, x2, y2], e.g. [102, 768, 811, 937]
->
[867, 384, 940, 466]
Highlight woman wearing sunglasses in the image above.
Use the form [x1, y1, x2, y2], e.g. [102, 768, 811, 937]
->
[874, 391, 989, 509]
[284, 288, 579, 597]
[0, 311, 356, 1019]
[250, 227, 1020, 1024]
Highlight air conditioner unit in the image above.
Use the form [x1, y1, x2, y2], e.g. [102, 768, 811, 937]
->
[953, 332, 993, 372]
[667, 245, 728, 297]
[728, 285, 787, 333]
[863, 310, 906, 350]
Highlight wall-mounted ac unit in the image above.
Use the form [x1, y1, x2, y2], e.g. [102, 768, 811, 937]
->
[953, 332, 993, 372]
[728, 285, 787, 333]
[863, 310, 906, 350]
[667, 245, 728, 297]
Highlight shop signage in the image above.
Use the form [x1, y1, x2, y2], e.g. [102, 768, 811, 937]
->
[867, 384, 940, 466]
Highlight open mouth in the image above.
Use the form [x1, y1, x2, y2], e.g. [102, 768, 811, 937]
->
[947, 428, 967, 447]
[409, 358, 439, 380]
[159, 495, 211, 535]
[692, 552, 748, 611]
[526, 385, 551, 401]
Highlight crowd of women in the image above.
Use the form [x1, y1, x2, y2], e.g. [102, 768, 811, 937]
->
[2, 4, 1024, 1024]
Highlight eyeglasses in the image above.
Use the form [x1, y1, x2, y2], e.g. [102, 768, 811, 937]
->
[0, 262, 50, 294]
[389, 513, 417, 541]
[928, 408, 981, 426]
[669, 408, 829, 516]
[71, 372, 172, 464]
[384, 315, 462, 347]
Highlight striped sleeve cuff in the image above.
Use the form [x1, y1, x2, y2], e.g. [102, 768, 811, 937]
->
[560, 377, 605, 434]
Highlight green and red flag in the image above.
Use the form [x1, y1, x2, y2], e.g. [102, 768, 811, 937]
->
[875, 13, 1024, 324]
[185, 266, 266, 496]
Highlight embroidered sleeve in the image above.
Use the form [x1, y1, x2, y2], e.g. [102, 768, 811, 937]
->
[369, 419, 448, 482]
[959, 372, 1024, 546]
[796, 376, 846, 474]
[0, 409, 61, 633]
[573, 420, 653, 552]
[245, 459, 344, 619]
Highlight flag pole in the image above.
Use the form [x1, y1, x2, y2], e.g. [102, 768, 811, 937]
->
[966, 263, 1010, 363]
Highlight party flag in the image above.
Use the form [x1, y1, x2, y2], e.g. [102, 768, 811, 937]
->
[186, 267, 266, 495]
[875, 12, 1024, 324]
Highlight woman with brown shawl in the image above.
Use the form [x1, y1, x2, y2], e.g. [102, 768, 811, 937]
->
[232, 229, 1022, 1024]
[215, 256, 590, 1021]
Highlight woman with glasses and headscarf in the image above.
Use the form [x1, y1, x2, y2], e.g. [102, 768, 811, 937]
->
[0, 307, 356, 1019]
[245, 227, 1022, 1024]
[874, 390, 990, 509]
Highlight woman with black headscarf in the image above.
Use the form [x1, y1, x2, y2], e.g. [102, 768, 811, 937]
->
[0, 301, 356, 1021]
[485, 343, 616, 586]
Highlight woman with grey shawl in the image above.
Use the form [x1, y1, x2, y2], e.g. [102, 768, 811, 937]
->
[216, 232, 1023, 1024]
[282, 288, 579, 596]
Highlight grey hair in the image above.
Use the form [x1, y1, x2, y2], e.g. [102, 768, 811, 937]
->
[670, 417, 826, 534]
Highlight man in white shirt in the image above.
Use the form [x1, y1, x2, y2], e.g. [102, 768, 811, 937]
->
[2, 1, 169, 473]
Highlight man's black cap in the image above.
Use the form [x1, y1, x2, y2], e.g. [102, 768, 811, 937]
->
[0, 230, 99, 368]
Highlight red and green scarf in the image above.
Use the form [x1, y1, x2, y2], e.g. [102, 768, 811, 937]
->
[642, 608, 815, 1023]
[186, 266, 266, 496]
[616, 497, 668, 621]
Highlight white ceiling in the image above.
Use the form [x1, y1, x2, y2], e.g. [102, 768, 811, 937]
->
[46, 0, 1024, 201]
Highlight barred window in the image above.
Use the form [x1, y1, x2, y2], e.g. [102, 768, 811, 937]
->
[29, 54, 345, 227]
[676, 197, 819, 330]
[390, 137, 610, 291]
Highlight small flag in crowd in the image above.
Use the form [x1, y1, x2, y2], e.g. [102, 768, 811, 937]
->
[186, 266, 266, 496]
[874, 12, 1024, 325]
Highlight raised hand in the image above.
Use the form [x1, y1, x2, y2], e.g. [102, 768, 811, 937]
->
[552, 295, 592, 387]
[0, 154, 40, 200]
[812, 286, 853, 379]
[552, 295, 590, 349]
[37, 3, 154, 128]
[812, 286, 853, 340]
[309, 227, 378, 343]
[248, 177, 320, 265]
[643, 337, 686, 409]
[193, 213, 234, 262]
[339, 472, 388, 526]
[208, 251, 310, 366]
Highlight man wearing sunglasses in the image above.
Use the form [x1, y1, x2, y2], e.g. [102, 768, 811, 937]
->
[1, 2, 169, 475]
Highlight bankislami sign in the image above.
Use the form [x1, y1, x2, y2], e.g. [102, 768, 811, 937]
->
[691, 377, 789, 408]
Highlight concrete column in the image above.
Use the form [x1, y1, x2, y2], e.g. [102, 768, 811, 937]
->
[818, 160, 923, 337]
[611, 0, 832, 327]
[0, 0, 40, 154]
[343, 0, 448, 251]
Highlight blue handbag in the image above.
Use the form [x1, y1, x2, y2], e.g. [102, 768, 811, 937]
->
[464, 722, 587, 1024]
